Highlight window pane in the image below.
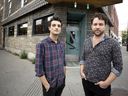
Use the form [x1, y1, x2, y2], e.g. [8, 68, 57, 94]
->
[35, 19, 43, 34]
[8, 26, 14, 36]
[34, 15, 53, 35]
[47, 16, 53, 22]
[18, 23, 28, 35]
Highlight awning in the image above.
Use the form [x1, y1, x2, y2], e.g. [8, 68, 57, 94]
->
[46, 0, 123, 7]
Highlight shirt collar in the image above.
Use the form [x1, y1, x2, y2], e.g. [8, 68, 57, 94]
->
[47, 37, 60, 44]
[102, 34, 110, 41]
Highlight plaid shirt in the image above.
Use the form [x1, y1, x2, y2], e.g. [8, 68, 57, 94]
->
[80, 35, 123, 83]
[35, 37, 66, 88]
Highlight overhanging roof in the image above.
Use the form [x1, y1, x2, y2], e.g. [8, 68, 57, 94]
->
[46, 0, 123, 7]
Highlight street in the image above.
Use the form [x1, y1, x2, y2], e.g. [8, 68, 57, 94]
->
[0, 46, 128, 96]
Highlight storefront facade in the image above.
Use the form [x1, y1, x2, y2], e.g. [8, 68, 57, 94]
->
[2, 0, 122, 61]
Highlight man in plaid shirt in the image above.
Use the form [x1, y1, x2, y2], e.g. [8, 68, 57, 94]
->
[35, 17, 66, 96]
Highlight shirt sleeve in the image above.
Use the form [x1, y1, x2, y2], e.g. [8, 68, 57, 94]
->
[63, 43, 66, 66]
[64, 50, 66, 66]
[35, 42, 45, 77]
[111, 40, 123, 77]
[79, 41, 86, 65]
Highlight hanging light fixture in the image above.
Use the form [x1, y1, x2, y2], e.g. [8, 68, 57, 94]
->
[87, 3, 90, 10]
[74, 2, 77, 8]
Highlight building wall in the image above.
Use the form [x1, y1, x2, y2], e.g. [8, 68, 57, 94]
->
[0, 0, 3, 48]
[2, 0, 117, 61]
[0, 13, 2, 48]
[110, 5, 119, 36]
[3, 3, 67, 60]
[3, 0, 33, 19]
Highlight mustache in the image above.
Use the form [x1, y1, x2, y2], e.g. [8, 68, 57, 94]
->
[95, 29, 100, 31]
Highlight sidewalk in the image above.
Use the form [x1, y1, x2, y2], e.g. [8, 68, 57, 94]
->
[0, 46, 128, 96]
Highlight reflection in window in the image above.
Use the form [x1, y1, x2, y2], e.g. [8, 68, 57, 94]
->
[8, 26, 14, 36]
[18, 23, 28, 35]
[8, 0, 12, 15]
[70, 31, 75, 44]
[34, 15, 53, 34]
[21, 0, 28, 7]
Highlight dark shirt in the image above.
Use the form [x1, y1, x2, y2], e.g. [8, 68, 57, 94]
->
[80, 35, 123, 83]
[35, 37, 66, 87]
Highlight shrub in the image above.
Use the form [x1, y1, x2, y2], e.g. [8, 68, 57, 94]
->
[20, 50, 27, 59]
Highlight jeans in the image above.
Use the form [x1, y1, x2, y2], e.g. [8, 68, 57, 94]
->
[82, 79, 111, 96]
[42, 84, 65, 96]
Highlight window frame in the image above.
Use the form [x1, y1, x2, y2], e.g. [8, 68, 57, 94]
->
[33, 15, 53, 35]
[8, 0, 12, 15]
[8, 26, 15, 36]
[17, 22, 28, 36]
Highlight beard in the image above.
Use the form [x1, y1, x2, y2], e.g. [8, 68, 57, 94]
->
[93, 30, 104, 37]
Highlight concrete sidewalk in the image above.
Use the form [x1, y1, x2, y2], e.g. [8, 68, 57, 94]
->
[0, 46, 128, 96]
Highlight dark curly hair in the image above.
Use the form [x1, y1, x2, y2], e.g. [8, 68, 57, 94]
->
[48, 16, 62, 27]
[91, 13, 108, 25]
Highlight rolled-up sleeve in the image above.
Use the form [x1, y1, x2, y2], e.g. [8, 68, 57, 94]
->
[111, 41, 123, 77]
[35, 43, 45, 77]
[79, 42, 86, 65]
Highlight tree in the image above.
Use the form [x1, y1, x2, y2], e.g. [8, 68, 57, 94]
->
[122, 30, 127, 46]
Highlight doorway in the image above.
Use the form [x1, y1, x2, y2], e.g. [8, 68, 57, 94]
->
[66, 24, 80, 61]
[66, 12, 85, 61]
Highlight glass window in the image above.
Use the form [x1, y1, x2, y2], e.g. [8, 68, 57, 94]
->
[21, 0, 28, 7]
[8, 26, 14, 36]
[8, 1, 12, 15]
[18, 23, 28, 35]
[33, 15, 53, 35]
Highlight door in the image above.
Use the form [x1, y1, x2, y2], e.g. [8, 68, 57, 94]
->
[66, 25, 80, 56]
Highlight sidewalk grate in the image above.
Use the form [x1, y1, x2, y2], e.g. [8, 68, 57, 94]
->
[23, 78, 42, 96]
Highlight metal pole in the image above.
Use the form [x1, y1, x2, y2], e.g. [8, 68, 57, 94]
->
[126, 30, 128, 51]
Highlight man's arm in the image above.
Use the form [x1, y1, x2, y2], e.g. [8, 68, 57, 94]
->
[80, 41, 86, 79]
[95, 72, 117, 89]
[80, 64, 86, 79]
[39, 76, 50, 92]
[35, 43, 50, 91]
[105, 72, 117, 85]
[95, 40, 123, 89]
[64, 66, 66, 76]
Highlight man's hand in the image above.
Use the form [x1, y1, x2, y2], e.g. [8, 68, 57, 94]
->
[95, 72, 117, 89]
[80, 64, 86, 79]
[40, 75, 50, 92]
[80, 71, 86, 79]
[44, 83, 50, 92]
[95, 81, 110, 89]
